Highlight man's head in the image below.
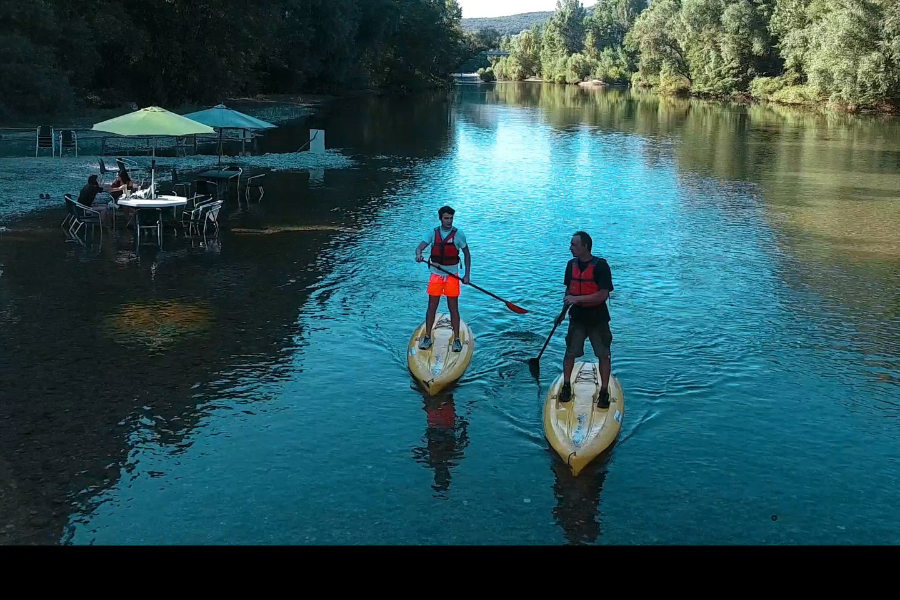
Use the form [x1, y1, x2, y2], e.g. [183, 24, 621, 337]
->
[87, 175, 98, 187]
[570, 231, 592, 259]
[438, 205, 455, 229]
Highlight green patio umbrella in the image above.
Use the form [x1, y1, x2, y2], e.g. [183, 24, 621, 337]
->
[92, 106, 215, 198]
[182, 104, 277, 167]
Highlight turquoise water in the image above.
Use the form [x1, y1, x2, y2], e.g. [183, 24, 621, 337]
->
[1, 84, 898, 544]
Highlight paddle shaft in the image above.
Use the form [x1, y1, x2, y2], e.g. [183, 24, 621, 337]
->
[534, 305, 569, 362]
[426, 260, 525, 311]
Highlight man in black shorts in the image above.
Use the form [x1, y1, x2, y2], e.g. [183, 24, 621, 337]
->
[557, 231, 614, 407]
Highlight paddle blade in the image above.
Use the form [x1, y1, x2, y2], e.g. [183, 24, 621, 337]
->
[528, 357, 541, 378]
[506, 301, 528, 314]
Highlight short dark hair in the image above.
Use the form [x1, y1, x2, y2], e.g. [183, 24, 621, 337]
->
[438, 206, 455, 218]
[88, 174, 98, 186]
[573, 231, 592, 250]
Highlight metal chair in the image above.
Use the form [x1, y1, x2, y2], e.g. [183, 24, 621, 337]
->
[245, 173, 265, 202]
[185, 199, 222, 236]
[171, 166, 191, 197]
[66, 195, 103, 241]
[199, 200, 223, 236]
[98, 158, 116, 184]
[222, 166, 242, 197]
[135, 208, 162, 246]
[59, 130, 78, 157]
[62, 193, 77, 230]
[36, 126, 55, 157]
[105, 195, 120, 231]
[116, 157, 140, 173]
[180, 194, 211, 229]
[193, 179, 218, 200]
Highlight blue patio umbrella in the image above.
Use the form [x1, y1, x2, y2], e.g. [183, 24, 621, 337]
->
[182, 104, 277, 166]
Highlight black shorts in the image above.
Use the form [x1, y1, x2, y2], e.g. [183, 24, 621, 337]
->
[564, 318, 612, 360]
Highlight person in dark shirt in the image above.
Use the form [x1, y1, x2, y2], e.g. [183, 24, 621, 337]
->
[78, 175, 103, 206]
[77, 174, 112, 226]
[557, 231, 614, 407]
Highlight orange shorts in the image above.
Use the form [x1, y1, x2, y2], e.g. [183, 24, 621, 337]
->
[427, 273, 460, 298]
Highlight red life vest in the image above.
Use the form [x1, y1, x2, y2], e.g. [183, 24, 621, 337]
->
[427, 401, 456, 429]
[568, 257, 601, 296]
[430, 227, 460, 266]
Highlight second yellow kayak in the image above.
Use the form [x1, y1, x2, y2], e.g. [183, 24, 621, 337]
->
[543, 361, 624, 476]
[407, 313, 474, 395]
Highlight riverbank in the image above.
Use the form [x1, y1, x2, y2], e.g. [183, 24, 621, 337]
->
[0, 94, 329, 130]
[0, 78, 459, 130]
[488, 75, 900, 117]
[0, 93, 363, 225]
[684, 88, 900, 116]
[629, 71, 900, 116]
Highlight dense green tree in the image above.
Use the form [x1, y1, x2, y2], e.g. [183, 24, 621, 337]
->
[0, 0, 470, 120]
[8, 0, 900, 118]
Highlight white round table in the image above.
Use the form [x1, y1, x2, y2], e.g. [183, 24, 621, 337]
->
[117, 195, 188, 209]
[117, 196, 188, 244]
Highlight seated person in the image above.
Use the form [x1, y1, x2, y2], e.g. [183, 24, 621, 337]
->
[77, 174, 112, 226]
[109, 168, 136, 200]
[78, 175, 103, 206]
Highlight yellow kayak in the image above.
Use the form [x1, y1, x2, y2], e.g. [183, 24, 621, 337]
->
[543, 361, 624, 476]
[407, 313, 474, 395]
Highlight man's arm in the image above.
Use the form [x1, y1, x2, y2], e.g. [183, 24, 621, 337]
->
[569, 289, 610, 306]
[415, 241, 428, 262]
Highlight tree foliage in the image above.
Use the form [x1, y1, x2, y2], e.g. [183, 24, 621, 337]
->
[485, 0, 900, 110]
[9, 0, 900, 118]
[0, 0, 470, 120]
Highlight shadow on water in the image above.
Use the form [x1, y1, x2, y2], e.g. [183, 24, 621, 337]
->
[0, 222, 330, 543]
[549, 449, 612, 546]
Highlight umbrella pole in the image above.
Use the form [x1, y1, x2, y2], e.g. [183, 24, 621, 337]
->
[151, 143, 156, 199]
[218, 128, 223, 168]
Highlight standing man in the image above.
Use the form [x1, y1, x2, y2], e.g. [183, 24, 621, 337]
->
[557, 231, 614, 407]
[415, 206, 471, 352]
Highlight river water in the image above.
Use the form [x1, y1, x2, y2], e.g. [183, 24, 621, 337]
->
[0, 83, 898, 545]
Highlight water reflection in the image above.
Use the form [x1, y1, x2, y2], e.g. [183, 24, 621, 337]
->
[0, 222, 308, 542]
[474, 82, 900, 264]
[550, 455, 610, 546]
[471, 81, 900, 391]
[267, 91, 455, 159]
[1, 82, 899, 544]
[0, 156, 417, 543]
[104, 300, 214, 352]
[411, 394, 470, 499]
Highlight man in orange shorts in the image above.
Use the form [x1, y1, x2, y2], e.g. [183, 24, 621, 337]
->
[415, 205, 471, 352]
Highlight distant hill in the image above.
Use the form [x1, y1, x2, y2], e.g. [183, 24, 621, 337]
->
[461, 4, 595, 36]
[461, 11, 555, 36]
